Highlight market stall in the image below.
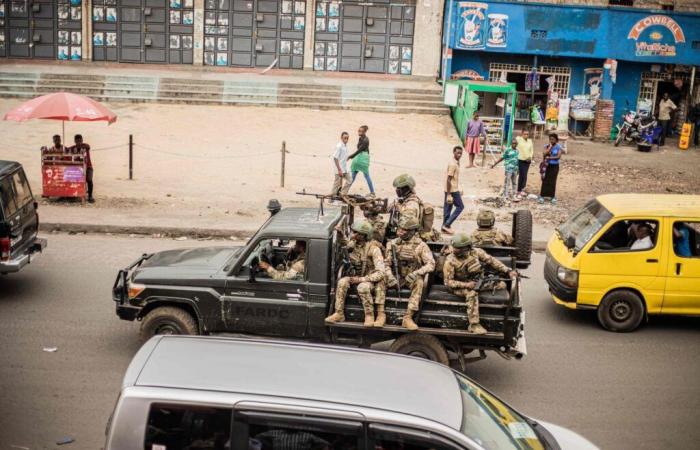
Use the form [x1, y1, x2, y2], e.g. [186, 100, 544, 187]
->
[443, 80, 517, 156]
[40, 147, 88, 200]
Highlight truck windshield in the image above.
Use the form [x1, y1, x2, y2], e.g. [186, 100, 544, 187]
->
[458, 374, 545, 450]
[557, 200, 613, 252]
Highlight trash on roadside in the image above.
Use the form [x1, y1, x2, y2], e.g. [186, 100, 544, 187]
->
[42, 347, 58, 353]
[175, 236, 187, 241]
[56, 436, 75, 445]
[10, 445, 30, 449]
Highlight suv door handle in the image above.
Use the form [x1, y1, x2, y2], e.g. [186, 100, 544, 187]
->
[646, 259, 658, 263]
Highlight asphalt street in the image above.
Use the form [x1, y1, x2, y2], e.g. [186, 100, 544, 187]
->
[0, 233, 698, 449]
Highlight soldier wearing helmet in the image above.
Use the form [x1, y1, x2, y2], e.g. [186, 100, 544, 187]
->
[360, 201, 387, 243]
[384, 216, 435, 330]
[326, 220, 387, 327]
[443, 233, 516, 334]
[389, 174, 440, 241]
[470, 209, 514, 246]
[258, 241, 306, 280]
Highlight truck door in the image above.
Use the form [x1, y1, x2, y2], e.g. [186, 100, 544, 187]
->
[223, 237, 309, 337]
[663, 220, 700, 315]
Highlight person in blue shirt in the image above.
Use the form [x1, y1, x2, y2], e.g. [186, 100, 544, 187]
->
[538, 134, 561, 204]
[673, 222, 692, 257]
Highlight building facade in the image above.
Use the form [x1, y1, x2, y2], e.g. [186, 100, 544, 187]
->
[0, 0, 444, 77]
[441, 1, 700, 124]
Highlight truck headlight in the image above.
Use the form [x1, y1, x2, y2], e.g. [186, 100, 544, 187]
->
[127, 283, 146, 299]
[557, 266, 579, 288]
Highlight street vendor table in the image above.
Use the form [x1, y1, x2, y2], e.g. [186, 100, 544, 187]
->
[41, 148, 87, 200]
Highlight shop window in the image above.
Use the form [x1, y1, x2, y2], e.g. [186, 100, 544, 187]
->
[530, 30, 547, 39]
[144, 404, 232, 450]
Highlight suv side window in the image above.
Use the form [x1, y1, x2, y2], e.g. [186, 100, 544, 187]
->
[0, 177, 18, 219]
[11, 170, 33, 209]
[369, 424, 468, 450]
[233, 411, 363, 450]
[144, 404, 231, 450]
[591, 219, 659, 252]
[240, 238, 307, 282]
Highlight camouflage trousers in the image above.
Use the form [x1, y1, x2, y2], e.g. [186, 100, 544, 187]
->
[335, 277, 384, 311]
[450, 289, 480, 325]
[385, 270, 423, 312]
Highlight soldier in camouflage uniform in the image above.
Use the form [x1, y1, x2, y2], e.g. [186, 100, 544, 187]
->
[389, 174, 440, 241]
[470, 209, 513, 246]
[443, 234, 516, 334]
[385, 216, 435, 330]
[258, 241, 306, 280]
[361, 202, 387, 244]
[325, 221, 387, 327]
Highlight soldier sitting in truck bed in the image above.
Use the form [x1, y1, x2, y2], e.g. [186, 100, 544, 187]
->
[471, 209, 513, 246]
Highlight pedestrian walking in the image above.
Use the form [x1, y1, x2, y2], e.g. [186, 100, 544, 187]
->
[442, 146, 464, 235]
[492, 139, 519, 201]
[330, 131, 351, 196]
[658, 93, 677, 146]
[515, 128, 534, 197]
[348, 125, 375, 195]
[464, 112, 488, 168]
[70, 134, 94, 203]
[538, 134, 562, 204]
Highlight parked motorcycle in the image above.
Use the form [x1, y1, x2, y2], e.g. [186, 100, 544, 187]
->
[614, 109, 638, 146]
[614, 107, 657, 147]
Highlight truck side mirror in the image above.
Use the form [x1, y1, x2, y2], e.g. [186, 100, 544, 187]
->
[565, 236, 576, 250]
[248, 257, 259, 283]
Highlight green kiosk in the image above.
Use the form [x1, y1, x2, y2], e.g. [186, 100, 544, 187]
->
[443, 80, 517, 156]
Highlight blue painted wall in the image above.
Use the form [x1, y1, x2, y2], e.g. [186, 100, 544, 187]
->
[444, 1, 700, 65]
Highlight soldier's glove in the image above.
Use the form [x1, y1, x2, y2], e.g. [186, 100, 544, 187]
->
[405, 271, 418, 285]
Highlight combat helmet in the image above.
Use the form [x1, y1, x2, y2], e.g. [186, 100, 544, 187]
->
[451, 233, 473, 249]
[398, 215, 420, 230]
[392, 174, 416, 190]
[477, 209, 496, 228]
[351, 220, 374, 239]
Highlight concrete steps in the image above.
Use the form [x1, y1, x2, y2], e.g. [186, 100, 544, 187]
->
[0, 71, 448, 115]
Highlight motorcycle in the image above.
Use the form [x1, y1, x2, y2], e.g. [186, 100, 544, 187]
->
[614, 109, 638, 147]
[614, 108, 657, 147]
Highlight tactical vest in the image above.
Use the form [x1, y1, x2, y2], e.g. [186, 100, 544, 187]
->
[473, 229, 499, 246]
[349, 241, 380, 277]
[393, 237, 424, 277]
[452, 252, 482, 281]
[401, 195, 435, 234]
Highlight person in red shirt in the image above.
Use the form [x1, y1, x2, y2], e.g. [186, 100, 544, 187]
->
[71, 134, 94, 203]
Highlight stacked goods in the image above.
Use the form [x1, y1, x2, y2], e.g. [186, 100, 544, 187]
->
[594, 99, 615, 141]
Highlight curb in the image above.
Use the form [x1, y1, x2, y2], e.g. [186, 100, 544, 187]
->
[40, 222, 549, 251]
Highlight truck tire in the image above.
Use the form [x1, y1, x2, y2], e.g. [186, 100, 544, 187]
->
[389, 334, 449, 366]
[513, 209, 532, 266]
[597, 290, 645, 332]
[140, 306, 198, 342]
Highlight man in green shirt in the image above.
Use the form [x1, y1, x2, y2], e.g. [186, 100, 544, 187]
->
[491, 139, 520, 200]
[515, 129, 534, 197]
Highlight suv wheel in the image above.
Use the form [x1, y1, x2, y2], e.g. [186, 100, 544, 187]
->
[389, 334, 449, 366]
[140, 306, 198, 342]
[597, 290, 645, 332]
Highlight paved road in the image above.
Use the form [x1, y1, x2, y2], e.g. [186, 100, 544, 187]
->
[1, 234, 698, 449]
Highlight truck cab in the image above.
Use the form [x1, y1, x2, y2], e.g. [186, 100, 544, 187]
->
[114, 206, 529, 368]
[0, 160, 47, 274]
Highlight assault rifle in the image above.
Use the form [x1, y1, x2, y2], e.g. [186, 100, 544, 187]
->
[390, 245, 401, 303]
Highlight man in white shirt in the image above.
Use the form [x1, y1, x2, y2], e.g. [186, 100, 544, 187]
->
[630, 223, 654, 250]
[658, 93, 677, 146]
[331, 131, 351, 196]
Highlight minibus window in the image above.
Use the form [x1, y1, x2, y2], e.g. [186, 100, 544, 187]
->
[557, 200, 612, 252]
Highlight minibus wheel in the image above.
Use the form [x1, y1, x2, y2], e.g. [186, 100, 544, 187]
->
[597, 290, 644, 332]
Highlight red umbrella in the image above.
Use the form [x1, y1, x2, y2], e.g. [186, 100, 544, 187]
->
[3, 92, 117, 142]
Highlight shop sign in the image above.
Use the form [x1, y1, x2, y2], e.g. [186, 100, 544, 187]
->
[451, 69, 484, 80]
[455, 2, 488, 50]
[627, 15, 686, 57]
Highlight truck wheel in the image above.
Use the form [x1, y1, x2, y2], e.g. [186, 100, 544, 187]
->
[140, 306, 198, 342]
[389, 334, 449, 366]
[597, 291, 644, 332]
[513, 209, 532, 266]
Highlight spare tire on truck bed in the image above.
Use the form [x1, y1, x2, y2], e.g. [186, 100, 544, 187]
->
[512, 209, 532, 268]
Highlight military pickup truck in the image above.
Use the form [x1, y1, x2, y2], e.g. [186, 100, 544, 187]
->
[113, 207, 530, 369]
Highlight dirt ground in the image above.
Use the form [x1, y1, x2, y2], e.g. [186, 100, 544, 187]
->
[1, 98, 699, 234]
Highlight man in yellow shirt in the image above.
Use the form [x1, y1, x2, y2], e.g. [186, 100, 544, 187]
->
[515, 128, 534, 198]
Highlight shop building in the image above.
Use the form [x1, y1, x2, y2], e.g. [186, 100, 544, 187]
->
[441, 1, 700, 129]
[0, 0, 444, 77]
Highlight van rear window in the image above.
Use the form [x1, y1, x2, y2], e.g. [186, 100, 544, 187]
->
[144, 404, 232, 450]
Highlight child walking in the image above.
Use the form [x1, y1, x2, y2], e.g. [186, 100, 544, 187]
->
[491, 139, 520, 201]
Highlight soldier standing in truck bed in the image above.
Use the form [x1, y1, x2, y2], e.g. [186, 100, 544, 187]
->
[384, 216, 435, 330]
[325, 221, 387, 327]
[389, 174, 440, 241]
[443, 234, 516, 335]
[471, 209, 513, 246]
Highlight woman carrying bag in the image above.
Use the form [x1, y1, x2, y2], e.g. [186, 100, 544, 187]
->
[538, 134, 562, 205]
[348, 125, 375, 195]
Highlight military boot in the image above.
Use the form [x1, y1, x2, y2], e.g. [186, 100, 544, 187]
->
[373, 305, 386, 328]
[325, 311, 345, 323]
[468, 323, 488, 335]
[402, 311, 419, 330]
[363, 305, 375, 327]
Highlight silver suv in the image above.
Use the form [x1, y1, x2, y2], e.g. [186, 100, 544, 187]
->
[106, 336, 597, 450]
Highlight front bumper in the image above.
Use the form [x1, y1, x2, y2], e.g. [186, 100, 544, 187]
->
[0, 238, 47, 273]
